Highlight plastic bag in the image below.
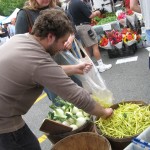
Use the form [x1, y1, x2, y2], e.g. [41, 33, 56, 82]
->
[61, 39, 114, 107]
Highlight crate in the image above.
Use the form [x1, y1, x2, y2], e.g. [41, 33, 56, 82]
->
[107, 43, 137, 58]
[124, 127, 150, 150]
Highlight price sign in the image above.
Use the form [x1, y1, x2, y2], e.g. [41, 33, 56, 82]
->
[102, 23, 112, 31]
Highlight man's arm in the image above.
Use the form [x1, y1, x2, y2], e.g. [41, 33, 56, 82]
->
[61, 62, 92, 76]
[130, 0, 141, 13]
[89, 10, 101, 19]
[34, 61, 113, 119]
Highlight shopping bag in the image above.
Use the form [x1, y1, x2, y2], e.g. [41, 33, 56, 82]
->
[60, 39, 114, 107]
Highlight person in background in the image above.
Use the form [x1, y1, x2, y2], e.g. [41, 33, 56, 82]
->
[82, 0, 93, 10]
[130, 0, 150, 45]
[8, 18, 16, 37]
[124, 0, 130, 9]
[68, 0, 112, 73]
[0, 25, 3, 44]
[3, 24, 10, 38]
[129, 0, 140, 12]
[0, 24, 10, 44]
[113, 0, 117, 3]
[0, 24, 2, 32]
[16, 0, 75, 62]
[15, 0, 80, 103]
[0, 9, 113, 150]
[16, 0, 57, 34]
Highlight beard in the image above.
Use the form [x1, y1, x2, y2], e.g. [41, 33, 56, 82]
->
[46, 42, 62, 56]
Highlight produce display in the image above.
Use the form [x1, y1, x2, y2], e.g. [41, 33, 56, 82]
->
[92, 13, 117, 26]
[47, 97, 90, 131]
[116, 9, 134, 21]
[95, 103, 150, 138]
[106, 30, 122, 45]
[99, 28, 141, 49]
[99, 35, 109, 47]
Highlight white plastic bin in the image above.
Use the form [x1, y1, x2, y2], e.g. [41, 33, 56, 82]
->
[124, 127, 150, 150]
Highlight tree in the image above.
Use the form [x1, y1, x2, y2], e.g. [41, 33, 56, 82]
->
[0, 0, 24, 16]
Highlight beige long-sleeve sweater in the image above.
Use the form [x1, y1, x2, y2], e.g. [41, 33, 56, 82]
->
[0, 33, 95, 134]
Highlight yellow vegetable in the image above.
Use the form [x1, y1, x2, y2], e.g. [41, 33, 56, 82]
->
[91, 95, 112, 108]
[95, 103, 150, 138]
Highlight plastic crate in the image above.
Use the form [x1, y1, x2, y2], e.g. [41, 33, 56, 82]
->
[107, 43, 137, 58]
[124, 127, 150, 150]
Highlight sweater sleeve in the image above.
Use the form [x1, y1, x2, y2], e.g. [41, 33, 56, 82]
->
[33, 59, 96, 114]
[15, 10, 29, 34]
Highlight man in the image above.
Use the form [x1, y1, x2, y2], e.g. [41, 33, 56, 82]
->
[68, 0, 112, 73]
[0, 9, 113, 150]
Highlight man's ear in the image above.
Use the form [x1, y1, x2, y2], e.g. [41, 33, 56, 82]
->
[47, 33, 55, 45]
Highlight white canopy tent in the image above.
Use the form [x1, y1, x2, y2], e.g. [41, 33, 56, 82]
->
[0, 16, 7, 24]
[92, 0, 114, 12]
[2, 8, 20, 24]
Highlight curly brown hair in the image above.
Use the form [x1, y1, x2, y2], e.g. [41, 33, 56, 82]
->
[24, 0, 56, 10]
[31, 9, 74, 39]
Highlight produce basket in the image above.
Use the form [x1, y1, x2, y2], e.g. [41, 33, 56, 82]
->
[95, 100, 148, 150]
[40, 97, 95, 144]
[51, 132, 112, 150]
[47, 117, 94, 144]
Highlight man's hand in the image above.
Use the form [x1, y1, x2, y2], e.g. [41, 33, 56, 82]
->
[62, 62, 92, 76]
[89, 10, 101, 19]
[90, 102, 113, 120]
[100, 108, 113, 119]
[74, 62, 93, 75]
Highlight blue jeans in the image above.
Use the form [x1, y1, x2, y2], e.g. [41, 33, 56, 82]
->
[44, 75, 82, 106]
[44, 50, 82, 105]
[72, 41, 80, 58]
[0, 124, 41, 150]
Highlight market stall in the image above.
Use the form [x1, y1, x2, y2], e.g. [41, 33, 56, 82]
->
[1, 8, 19, 24]
[91, 7, 145, 58]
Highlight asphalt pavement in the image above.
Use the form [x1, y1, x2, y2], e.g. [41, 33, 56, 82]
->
[8, 45, 150, 149]
[100, 46, 150, 104]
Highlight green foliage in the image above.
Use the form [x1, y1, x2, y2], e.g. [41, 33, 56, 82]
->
[0, 0, 25, 16]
